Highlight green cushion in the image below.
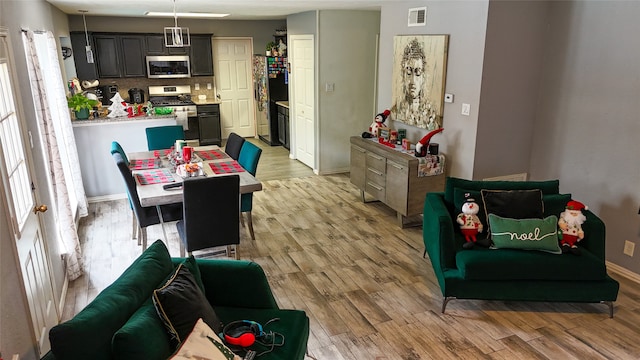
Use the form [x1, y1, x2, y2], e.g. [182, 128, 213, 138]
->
[488, 214, 562, 254]
[543, 193, 572, 217]
[455, 246, 608, 281]
[112, 257, 203, 359]
[215, 307, 310, 360]
[444, 177, 560, 204]
[111, 299, 173, 360]
[49, 240, 174, 360]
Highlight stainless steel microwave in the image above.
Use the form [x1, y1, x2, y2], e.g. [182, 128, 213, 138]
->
[146, 55, 191, 78]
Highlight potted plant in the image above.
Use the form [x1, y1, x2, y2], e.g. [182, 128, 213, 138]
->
[265, 41, 276, 56]
[67, 93, 98, 120]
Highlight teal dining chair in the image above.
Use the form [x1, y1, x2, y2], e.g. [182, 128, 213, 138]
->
[145, 125, 185, 151]
[237, 141, 262, 240]
[110, 141, 138, 240]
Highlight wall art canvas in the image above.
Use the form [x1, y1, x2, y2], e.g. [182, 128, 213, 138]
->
[391, 35, 449, 130]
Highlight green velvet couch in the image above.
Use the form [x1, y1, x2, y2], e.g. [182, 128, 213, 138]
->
[42, 240, 309, 360]
[422, 177, 620, 317]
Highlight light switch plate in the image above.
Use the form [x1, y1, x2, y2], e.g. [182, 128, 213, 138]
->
[444, 93, 454, 103]
[194, 83, 200, 90]
[325, 83, 335, 92]
[461, 103, 470, 116]
[207, 83, 212, 90]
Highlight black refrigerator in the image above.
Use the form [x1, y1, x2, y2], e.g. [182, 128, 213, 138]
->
[253, 55, 288, 146]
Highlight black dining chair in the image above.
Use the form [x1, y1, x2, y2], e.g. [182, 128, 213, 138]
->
[224, 132, 245, 160]
[237, 141, 262, 240]
[112, 152, 183, 250]
[176, 175, 240, 258]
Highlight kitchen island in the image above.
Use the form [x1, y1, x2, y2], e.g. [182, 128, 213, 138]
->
[73, 115, 177, 199]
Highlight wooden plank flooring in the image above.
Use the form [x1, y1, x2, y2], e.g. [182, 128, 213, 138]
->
[64, 140, 640, 359]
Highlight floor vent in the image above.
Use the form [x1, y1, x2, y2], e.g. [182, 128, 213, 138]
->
[408, 7, 427, 27]
[483, 173, 528, 181]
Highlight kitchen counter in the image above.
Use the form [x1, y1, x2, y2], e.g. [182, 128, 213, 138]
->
[72, 114, 176, 127]
[192, 98, 222, 106]
[275, 101, 289, 108]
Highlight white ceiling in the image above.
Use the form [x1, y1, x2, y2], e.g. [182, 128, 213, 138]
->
[46, 0, 393, 20]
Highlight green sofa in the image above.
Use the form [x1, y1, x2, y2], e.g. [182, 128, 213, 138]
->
[422, 177, 620, 316]
[43, 240, 309, 360]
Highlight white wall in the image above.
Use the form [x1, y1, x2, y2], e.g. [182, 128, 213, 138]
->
[530, 1, 640, 274]
[377, 1, 489, 179]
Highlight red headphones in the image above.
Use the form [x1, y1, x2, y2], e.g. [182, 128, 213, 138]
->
[222, 321, 263, 347]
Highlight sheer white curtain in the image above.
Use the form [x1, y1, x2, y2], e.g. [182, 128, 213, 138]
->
[22, 30, 88, 280]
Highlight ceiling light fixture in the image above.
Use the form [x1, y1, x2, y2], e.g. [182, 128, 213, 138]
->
[145, 11, 229, 18]
[164, 0, 190, 48]
[79, 10, 94, 63]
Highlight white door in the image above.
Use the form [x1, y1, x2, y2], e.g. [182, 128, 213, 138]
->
[213, 38, 255, 138]
[290, 35, 315, 169]
[0, 30, 57, 356]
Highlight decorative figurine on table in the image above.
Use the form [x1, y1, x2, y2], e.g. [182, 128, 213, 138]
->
[457, 195, 484, 249]
[415, 128, 444, 157]
[362, 109, 391, 138]
[558, 200, 587, 255]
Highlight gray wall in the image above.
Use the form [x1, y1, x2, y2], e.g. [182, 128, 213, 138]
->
[0, 0, 68, 357]
[378, 1, 489, 179]
[287, 11, 317, 36]
[530, 1, 640, 274]
[317, 10, 380, 173]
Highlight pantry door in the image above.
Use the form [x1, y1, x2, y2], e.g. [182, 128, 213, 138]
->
[0, 28, 57, 356]
[212, 38, 255, 139]
[290, 35, 315, 170]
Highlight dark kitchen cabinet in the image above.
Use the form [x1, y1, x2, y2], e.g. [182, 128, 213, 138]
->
[94, 35, 121, 78]
[120, 35, 146, 77]
[190, 35, 213, 76]
[145, 35, 165, 55]
[277, 104, 290, 150]
[70, 32, 98, 82]
[197, 104, 221, 146]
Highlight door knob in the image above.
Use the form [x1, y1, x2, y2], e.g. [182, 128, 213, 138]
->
[33, 204, 48, 214]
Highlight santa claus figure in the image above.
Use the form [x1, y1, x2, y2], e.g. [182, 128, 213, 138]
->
[457, 196, 484, 249]
[558, 200, 587, 255]
[369, 110, 391, 137]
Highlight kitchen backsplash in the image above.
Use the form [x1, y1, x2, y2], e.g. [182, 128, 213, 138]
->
[99, 75, 216, 103]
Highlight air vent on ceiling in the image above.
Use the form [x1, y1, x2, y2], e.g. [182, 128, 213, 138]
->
[408, 7, 427, 27]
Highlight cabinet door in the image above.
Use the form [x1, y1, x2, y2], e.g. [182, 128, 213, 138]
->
[70, 32, 98, 81]
[146, 35, 166, 55]
[190, 35, 213, 76]
[277, 109, 286, 145]
[350, 145, 366, 190]
[198, 111, 222, 146]
[385, 160, 409, 214]
[94, 35, 121, 78]
[120, 35, 146, 77]
[168, 44, 188, 55]
[283, 108, 290, 150]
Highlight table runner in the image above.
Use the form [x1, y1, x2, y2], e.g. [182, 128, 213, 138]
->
[129, 158, 158, 170]
[135, 169, 176, 185]
[195, 149, 229, 160]
[208, 161, 245, 174]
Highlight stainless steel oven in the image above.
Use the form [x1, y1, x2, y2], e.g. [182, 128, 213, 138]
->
[146, 55, 191, 79]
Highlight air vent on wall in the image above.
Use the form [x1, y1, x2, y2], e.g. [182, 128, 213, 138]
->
[408, 7, 427, 27]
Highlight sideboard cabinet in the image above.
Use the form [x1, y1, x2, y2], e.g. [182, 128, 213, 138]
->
[350, 136, 445, 227]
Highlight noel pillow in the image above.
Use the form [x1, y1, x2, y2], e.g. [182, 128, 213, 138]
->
[170, 318, 241, 360]
[488, 214, 562, 254]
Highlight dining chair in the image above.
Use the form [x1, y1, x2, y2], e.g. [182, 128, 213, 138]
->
[224, 132, 245, 160]
[176, 175, 240, 258]
[112, 152, 183, 250]
[145, 125, 185, 151]
[237, 141, 262, 240]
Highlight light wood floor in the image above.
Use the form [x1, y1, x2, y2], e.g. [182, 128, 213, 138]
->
[63, 142, 640, 359]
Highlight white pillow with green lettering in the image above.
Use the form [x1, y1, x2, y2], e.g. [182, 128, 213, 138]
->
[488, 214, 562, 254]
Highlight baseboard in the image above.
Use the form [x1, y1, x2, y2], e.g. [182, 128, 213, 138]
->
[88, 193, 127, 203]
[317, 168, 349, 176]
[483, 172, 528, 181]
[606, 261, 640, 284]
[58, 274, 68, 320]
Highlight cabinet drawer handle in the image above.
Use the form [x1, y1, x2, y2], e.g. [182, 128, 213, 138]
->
[368, 154, 383, 161]
[367, 183, 383, 191]
[368, 168, 383, 176]
[389, 162, 403, 170]
[354, 147, 366, 153]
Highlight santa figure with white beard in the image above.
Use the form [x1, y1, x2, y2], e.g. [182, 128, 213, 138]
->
[558, 200, 588, 255]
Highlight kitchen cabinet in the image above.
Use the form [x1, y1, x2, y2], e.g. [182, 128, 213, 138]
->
[70, 32, 98, 82]
[277, 103, 290, 149]
[350, 136, 446, 227]
[120, 35, 146, 77]
[145, 35, 165, 55]
[190, 35, 213, 76]
[197, 104, 221, 146]
[94, 34, 121, 78]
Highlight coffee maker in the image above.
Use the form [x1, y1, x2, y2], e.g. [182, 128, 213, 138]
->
[99, 85, 119, 105]
[128, 88, 145, 104]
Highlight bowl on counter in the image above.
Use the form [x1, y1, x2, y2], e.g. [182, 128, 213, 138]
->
[154, 107, 173, 115]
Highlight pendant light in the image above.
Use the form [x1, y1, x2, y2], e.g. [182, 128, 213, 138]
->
[79, 10, 94, 63]
[164, 0, 190, 47]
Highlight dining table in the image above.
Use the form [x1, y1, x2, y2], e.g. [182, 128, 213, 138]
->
[127, 145, 263, 207]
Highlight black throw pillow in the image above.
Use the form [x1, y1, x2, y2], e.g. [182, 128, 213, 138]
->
[481, 189, 544, 222]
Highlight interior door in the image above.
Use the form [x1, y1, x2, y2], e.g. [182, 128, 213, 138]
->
[290, 35, 315, 169]
[212, 38, 255, 138]
[0, 30, 57, 356]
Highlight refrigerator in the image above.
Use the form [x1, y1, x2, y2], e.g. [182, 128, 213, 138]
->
[253, 55, 288, 146]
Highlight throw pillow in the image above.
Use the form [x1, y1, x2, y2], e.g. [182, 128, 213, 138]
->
[153, 264, 223, 344]
[488, 214, 562, 254]
[543, 193, 572, 217]
[482, 189, 544, 220]
[170, 318, 241, 360]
